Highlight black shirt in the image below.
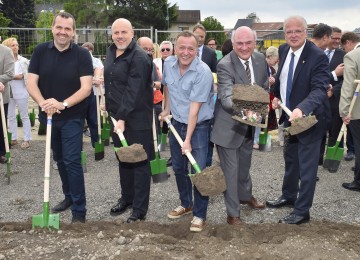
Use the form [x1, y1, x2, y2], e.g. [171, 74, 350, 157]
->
[28, 41, 93, 121]
[104, 39, 153, 130]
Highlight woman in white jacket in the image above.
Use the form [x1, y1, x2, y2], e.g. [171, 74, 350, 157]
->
[2, 37, 31, 149]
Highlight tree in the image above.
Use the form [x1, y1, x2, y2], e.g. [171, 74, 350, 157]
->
[246, 12, 261, 23]
[201, 16, 227, 47]
[0, 12, 11, 38]
[0, 0, 36, 28]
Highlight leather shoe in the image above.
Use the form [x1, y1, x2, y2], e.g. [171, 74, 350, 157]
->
[266, 196, 295, 208]
[51, 198, 73, 213]
[227, 216, 243, 225]
[110, 200, 132, 216]
[279, 213, 310, 224]
[240, 196, 265, 209]
[342, 181, 360, 192]
[0, 155, 7, 164]
[344, 152, 354, 161]
[351, 166, 355, 171]
[127, 212, 146, 223]
[71, 214, 86, 224]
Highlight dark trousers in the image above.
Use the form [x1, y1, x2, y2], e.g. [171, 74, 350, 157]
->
[349, 120, 360, 183]
[85, 92, 99, 148]
[111, 128, 154, 216]
[51, 118, 86, 217]
[346, 125, 355, 153]
[328, 98, 344, 148]
[0, 103, 8, 156]
[282, 136, 321, 217]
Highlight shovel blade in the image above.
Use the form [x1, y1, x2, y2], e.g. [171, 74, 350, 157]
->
[327, 160, 341, 173]
[32, 213, 60, 230]
[95, 142, 105, 161]
[259, 134, 272, 152]
[151, 154, 168, 183]
[325, 142, 344, 161]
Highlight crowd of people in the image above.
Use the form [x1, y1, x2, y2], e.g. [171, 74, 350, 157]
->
[1, 12, 359, 232]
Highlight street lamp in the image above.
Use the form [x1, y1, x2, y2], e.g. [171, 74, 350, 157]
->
[166, 6, 169, 30]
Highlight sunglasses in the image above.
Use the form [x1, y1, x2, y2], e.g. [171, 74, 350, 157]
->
[161, 48, 171, 52]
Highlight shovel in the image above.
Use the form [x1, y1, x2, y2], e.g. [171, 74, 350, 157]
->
[163, 116, 226, 196]
[94, 87, 104, 161]
[259, 115, 272, 152]
[324, 80, 360, 173]
[0, 93, 11, 184]
[100, 92, 111, 146]
[278, 101, 318, 135]
[110, 117, 148, 163]
[150, 110, 168, 183]
[81, 150, 87, 173]
[32, 114, 60, 230]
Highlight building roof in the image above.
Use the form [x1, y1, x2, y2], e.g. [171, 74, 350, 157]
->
[176, 10, 201, 24]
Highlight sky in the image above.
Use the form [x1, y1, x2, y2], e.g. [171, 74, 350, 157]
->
[169, 0, 360, 32]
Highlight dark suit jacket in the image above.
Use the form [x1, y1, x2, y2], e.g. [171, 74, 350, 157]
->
[274, 40, 331, 144]
[329, 48, 345, 100]
[201, 45, 217, 73]
[211, 50, 269, 148]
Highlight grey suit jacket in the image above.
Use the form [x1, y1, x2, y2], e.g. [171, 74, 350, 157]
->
[0, 45, 15, 104]
[339, 47, 360, 120]
[211, 50, 269, 148]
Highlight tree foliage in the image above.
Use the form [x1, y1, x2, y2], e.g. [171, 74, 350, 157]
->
[201, 16, 227, 47]
[0, 0, 36, 28]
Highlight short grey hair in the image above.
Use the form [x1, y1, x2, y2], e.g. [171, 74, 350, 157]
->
[160, 40, 173, 50]
[283, 15, 307, 32]
[266, 46, 278, 57]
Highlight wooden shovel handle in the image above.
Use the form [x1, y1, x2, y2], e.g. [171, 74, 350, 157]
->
[0, 93, 9, 153]
[278, 101, 292, 117]
[110, 117, 128, 147]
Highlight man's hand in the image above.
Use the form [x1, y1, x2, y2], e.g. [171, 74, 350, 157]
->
[114, 119, 125, 133]
[269, 75, 275, 86]
[327, 84, 333, 98]
[289, 108, 303, 123]
[334, 63, 344, 77]
[181, 138, 192, 155]
[342, 115, 351, 125]
[272, 97, 280, 109]
[159, 110, 170, 122]
[40, 98, 62, 114]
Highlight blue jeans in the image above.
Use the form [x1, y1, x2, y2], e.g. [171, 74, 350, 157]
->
[169, 119, 210, 220]
[51, 118, 86, 217]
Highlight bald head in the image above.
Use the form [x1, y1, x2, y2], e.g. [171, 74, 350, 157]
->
[232, 26, 257, 60]
[137, 37, 154, 56]
[111, 18, 134, 51]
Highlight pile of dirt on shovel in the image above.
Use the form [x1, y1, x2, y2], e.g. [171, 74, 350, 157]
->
[232, 84, 269, 117]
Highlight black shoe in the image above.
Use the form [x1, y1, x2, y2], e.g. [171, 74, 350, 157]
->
[351, 166, 355, 171]
[266, 196, 295, 208]
[126, 212, 146, 223]
[51, 198, 73, 213]
[318, 157, 323, 166]
[0, 155, 7, 164]
[110, 200, 132, 216]
[71, 214, 86, 224]
[166, 157, 172, 167]
[342, 181, 360, 192]
[344, 152, 354, 161]
[279, 213, 310, 224]
[316, 176, 319, 182]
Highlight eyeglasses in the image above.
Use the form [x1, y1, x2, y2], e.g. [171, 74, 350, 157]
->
[207, 43, 216, 46]
[285, 30, 304, 36]
[331, 37, 341, 41]
[143, 48, 154, 53]
[161, 48, 171, 52]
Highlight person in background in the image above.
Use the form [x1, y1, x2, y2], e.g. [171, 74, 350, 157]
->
[221, 39, 233, 57]
[81, 42, 103, 148]
[206, 38, 223, 61]
[152, 43, 161, 59]
[0, 43, 15, 164]
[2, 37, 31, 149]
[27, 12, 93, 223]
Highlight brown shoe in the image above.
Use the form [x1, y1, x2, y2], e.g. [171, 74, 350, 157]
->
[11, 140, 18, 146]
[227, 216, 243, 225]
[167, 206, 192, 219]
[240, 196, 266, 209]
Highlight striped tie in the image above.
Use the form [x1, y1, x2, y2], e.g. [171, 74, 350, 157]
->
[244, 60, 251, 83]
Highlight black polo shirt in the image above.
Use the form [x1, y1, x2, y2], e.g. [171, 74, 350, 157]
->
[29, 41, 93, 121]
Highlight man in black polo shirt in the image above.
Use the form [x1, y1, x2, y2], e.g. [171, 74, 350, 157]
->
[27, 12, 93, 223]
[104, 18, 154, 223]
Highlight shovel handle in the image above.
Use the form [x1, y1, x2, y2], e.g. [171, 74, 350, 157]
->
[44, 115, 53, 203]
[110, 117, 128, 147]
[278, 101, 292, 117]
[163, 116, 201, 174]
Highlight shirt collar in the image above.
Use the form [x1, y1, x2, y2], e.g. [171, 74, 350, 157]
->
[171, 56, 199, 72]
[48, 41, 74, 51]
[288, 40, 306, 58]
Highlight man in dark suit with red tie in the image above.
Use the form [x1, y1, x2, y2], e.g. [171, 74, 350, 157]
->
[266, 16, 331, 224]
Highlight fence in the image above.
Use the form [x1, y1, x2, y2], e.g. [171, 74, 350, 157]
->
[0, 27, 153, 60]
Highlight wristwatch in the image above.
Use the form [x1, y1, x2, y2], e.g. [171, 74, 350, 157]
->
[62, 101, 68, 110]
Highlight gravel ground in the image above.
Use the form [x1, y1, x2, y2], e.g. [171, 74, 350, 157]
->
[0, 126, 359, 226]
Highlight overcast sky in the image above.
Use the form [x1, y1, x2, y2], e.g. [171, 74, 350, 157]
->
[169, 0, 360, 31]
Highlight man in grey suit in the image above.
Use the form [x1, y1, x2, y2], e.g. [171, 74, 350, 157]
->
[211, 26, 268, 225]
[0, 44, 15, 164]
